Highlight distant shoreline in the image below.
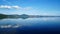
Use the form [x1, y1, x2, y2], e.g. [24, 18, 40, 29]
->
[0, 14, 60, 19]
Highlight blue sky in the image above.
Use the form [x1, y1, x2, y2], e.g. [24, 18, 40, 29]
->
[0, 0, 60, 15]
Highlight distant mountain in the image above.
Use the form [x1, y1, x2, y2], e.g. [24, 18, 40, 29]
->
[0, 14, 8, 19]
[0, 14, 29, 19]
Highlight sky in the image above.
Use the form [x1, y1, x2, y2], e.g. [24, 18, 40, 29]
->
[0, 0, 60, 16]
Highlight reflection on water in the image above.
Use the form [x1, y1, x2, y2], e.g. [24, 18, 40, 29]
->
[0, 17, 60, 34]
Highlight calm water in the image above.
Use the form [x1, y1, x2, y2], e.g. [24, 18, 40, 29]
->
[0, 17, 60, 34]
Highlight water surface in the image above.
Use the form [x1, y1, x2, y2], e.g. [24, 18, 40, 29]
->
[0, 17, 60, 34]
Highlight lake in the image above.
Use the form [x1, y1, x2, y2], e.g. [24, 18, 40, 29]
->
[0, 17, 60, 34]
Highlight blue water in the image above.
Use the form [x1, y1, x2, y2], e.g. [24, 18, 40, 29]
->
[0, 17, 60, 34]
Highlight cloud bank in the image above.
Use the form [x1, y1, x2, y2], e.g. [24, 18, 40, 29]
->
[0, 5, 33, 10]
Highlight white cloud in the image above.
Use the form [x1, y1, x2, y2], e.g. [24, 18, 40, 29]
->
[0, 5, 11, 9]
[0, 5, 20, 9]
[12, 6, 20, 9]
